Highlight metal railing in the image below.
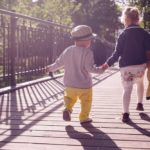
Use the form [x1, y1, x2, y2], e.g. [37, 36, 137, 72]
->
[0, 9, 72, 87]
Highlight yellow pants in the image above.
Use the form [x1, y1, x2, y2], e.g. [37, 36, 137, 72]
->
[64, 87, 92, 122]
[146, 67, 150, 98]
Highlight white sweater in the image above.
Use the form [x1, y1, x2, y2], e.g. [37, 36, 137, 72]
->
[48, 45, 104, 88]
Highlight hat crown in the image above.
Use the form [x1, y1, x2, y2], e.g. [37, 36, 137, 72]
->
[71, 25, 93, 40]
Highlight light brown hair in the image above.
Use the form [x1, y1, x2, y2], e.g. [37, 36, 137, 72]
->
[121, 7, 141, 24]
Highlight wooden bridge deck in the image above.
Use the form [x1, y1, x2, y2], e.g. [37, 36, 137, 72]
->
[0, 68, 150, 150]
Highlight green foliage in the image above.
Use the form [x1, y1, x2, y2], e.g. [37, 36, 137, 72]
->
[14, 0, 78, 26]
[71, 0, 121, 41]
[0, 0, 121, 41]
[0, 0, 17, 9]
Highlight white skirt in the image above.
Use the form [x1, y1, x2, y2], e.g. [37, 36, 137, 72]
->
[120, 64, 146, 84]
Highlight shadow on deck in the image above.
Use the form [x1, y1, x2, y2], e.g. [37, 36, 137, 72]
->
[0, 68, 150, 150]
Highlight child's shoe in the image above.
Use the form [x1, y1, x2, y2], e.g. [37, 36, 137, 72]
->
[136, 103, 144, 111]
[122, 113, 130, 123]
[80, 118, 92, 125]
[63, 109, 71, 121]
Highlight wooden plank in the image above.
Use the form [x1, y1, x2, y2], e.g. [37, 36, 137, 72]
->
[0, 135, 150, 149]
[0, 72, 150, 150]
[0, 143, 122, 150]
[0, 128, 150, 141]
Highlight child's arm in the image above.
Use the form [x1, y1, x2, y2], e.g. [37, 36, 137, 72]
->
[84, 50, 105, 74]
[46, 51, 65, 73]
[106, 34, 123, 67]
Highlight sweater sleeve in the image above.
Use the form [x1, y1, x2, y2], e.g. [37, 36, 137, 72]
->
[84, 50, 104, 74]
[106, 33, 124, 66]
[47, 50, 65, 72]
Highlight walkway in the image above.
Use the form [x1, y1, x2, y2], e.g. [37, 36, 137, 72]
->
[0, 68, 150, 150]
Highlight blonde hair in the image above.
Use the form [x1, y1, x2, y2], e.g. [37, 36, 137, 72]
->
[121, 7, 142, 24]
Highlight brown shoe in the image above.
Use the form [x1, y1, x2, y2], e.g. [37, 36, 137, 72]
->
[63, 109, 71, 121]
[122, 113, 130, 123]
[136, 103, 144, 111]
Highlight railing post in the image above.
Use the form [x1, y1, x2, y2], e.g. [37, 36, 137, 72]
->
[0, 9, 71, 88]
[10, 15, 17, 87]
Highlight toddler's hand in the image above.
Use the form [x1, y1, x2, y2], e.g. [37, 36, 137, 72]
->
[49, 72, 53, 77]
[45, 66, 49, 73]
[101, 63, 109, 70]
[45, 66, 53, 75]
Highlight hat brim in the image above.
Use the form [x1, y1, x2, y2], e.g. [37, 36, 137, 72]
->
[71, 33, 96, 41]
[80, 34, 96, 41]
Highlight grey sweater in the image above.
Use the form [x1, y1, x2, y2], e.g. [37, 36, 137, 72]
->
[48, 45, 104, 88]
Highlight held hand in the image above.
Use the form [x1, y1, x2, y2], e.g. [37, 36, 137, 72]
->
[49, 72, 53, 77]
[101, 63, 109, 70]
[45, 66, 53, 74]
[45, 67, 53, 77]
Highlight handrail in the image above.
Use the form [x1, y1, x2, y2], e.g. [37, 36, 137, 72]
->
[0, 8, 72, 29]
[0, 8, 72, 87]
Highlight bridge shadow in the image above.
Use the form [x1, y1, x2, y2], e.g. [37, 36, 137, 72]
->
[126, 114, 150, 137]
[0, 69, 118, 148]
[66, 123, 121, 150]
[139, 112, 150, 122]
[0, 79, 64, 148]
